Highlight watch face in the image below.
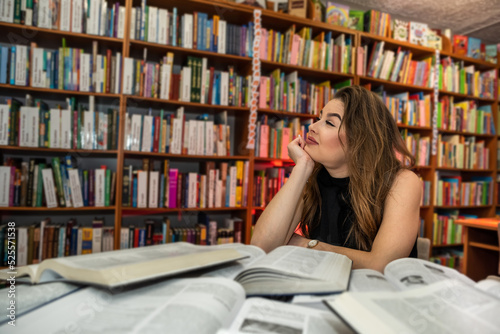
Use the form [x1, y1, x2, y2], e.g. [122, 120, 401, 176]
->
[308, 240, 318, 248]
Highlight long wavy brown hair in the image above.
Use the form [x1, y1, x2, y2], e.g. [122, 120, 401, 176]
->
[299, 85, 415, 251]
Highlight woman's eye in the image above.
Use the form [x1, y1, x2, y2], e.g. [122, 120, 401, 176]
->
[314, 117, 321, 123]
[326, 121, 335, 127]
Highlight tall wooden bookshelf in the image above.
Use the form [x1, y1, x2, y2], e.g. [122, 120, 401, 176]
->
[0, 0, 498, 271]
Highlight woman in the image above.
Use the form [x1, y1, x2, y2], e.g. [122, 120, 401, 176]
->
[251, 85, 422, 272]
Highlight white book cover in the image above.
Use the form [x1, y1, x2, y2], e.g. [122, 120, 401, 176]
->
[183, 119, 189, 155]
[206, 120, 214, 156]
[16, 227, 28, 266]
[171, 117, 183, 154]
[129, 7, 136, 40]
[32, 48, 45, 88]
[71, 0, 83, 33]
[181, 66, 191, 102]
[188, 172, 197, 208]
[183, 13, 193, 49]
[0, 0, 14, 22]
[158, 8, 168, 45]
[208, 169, 215, 208]
[94, 168, 105, 207]
[61, 109, 72, 149]
[114, 52, 122, 94]
[196, 120, 205, 155]
[137, 170, 148, 208]
[37, 0, 51, 28]
[218, 20, 226, 54]
[123, 57, 134, 95]
[41, 168, 58, 208]
[187, 119, 197, 155]
[141, 115, 153, 152]
[60, 0, 71, 31]
[120, 227, 129, 249]
[88, 0, 100, 35]
[83, 110, 95, 149]
[99, 2, 107, 36]
[148, 6, 158, 43]
[92, 225, 102, 253]
[19, 106, 39, 147]
[160, 63, 172, 99]
[130, 114, 142, 151]
[220, 71, 229, 106]
[0, 104, 8, 145]
[15, 45, 27, 86]
[123, 114, 131, 150]
[68, 169, 84, 208]
[215, 177, 222, 208]
[148, 171, 159, 208]
[200, 57, 208, 103]
[49, 108, 61, 148]
[117, 6, 125, 38]
[102, 111, 108, 150]
[95, 54, 103, 93]
[0, 166, 11, 207]
[199, 174, 206, 208]
[80, 53, 90, 92]
[229, 166, 237, 207]
[25, 6, 32, 26]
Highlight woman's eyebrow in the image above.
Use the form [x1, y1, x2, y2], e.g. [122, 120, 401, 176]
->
[326, 113, 342, 121]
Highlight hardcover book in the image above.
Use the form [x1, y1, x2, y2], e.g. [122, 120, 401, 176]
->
[0, 242, 246, 288]
[408, 21, 428, 46]
[392, 19, 409, 42]
[326, 2, 349, 27]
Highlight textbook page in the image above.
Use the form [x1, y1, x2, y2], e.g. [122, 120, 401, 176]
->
[326, 280, 500, 334]
[0, 282, 81, 324]
[199, 243, 266, 279]
[476, 278, 500, 299]
[1, 278, 245, 334]
[383, 258, 475, 290]
[235, 246, 351, 295]
[220, 297, 353, 334]
[348, 269, 399, 292]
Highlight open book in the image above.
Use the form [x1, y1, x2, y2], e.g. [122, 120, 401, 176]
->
[199, 244, 352, 296]
[0, 277, 353, 334]
[0, 242, 246, 288]
[325, 258, 500, 334]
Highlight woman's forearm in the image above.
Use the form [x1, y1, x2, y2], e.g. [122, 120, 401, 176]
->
[251, 163, 312, 252]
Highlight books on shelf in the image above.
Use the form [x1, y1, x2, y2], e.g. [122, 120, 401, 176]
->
[129, 6, 253, 57]
[121, 159, 248, 209]
[123, 53, 250, 107]
[432, 211, 466, 245]
[0, 0, 126, 37]
[259, 27, 353, 74]
[124, 108, 230, 156]
[438, 57, 497, 98]
[360, 42, 435, 88]
[326, 258, 500, 333]
[0, 97, 118, 150]
[0, 156, 116, 208]
[0, 41, 122, 93]
[254, 115, 312, 159]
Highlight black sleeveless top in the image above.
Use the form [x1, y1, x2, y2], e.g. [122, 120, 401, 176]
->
[310, 167, 418, 258]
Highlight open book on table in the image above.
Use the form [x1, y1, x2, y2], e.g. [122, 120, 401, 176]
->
[0, 242, 246, 288]
[325, 258, 500, 334]
[0, 277, 354, 334]
[199, 244, 352, 296]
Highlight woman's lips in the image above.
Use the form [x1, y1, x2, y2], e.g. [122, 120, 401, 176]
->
[305, 136, 318, 145]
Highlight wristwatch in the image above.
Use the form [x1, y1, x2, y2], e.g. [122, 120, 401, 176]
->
[307, 239, 319, 249]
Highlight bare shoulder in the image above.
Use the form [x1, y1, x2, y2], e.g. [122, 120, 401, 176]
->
[389, 169, 422, 202]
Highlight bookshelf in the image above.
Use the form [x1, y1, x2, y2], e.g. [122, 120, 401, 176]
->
[0, 0, 498, 274]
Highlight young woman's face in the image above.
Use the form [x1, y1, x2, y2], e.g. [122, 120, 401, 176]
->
[304, 99, 349, 177]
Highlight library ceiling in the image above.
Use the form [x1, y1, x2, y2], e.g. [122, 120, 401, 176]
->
[330, 0, 500, 44]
